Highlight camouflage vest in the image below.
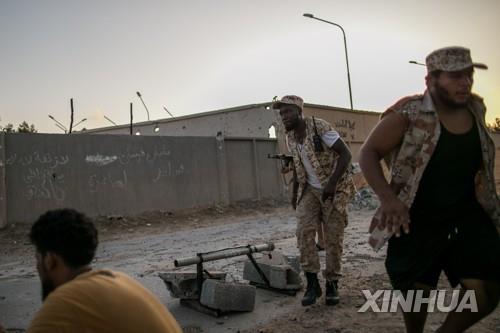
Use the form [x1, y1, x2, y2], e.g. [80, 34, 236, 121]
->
[369, 92, 500, 249]
[286, 117, 355, 210]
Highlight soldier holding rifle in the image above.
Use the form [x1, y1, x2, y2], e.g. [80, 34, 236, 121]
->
[271, 95, 355, 306]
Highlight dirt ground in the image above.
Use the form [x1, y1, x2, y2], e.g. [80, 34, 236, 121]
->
[0, 199, 287, 257]
[242, 271, 500, 333]
[1, 201, 499, 333]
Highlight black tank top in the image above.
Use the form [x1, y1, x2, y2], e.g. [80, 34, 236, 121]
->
[411, 120, 482, 215]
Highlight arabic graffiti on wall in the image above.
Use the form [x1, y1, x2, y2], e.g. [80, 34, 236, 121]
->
[8, 145, 188, 201]
[334, 119, 357, 141]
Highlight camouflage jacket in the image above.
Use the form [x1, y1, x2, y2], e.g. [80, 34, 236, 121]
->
[368, 91, 500, 250]
[286, 117, 355, 214]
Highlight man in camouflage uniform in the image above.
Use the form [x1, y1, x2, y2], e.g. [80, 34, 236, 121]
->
[360, 47, 499, 332]
[274, 95, 355, 306]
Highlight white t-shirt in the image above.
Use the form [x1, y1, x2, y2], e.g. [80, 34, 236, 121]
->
[288, 131, 340, 189]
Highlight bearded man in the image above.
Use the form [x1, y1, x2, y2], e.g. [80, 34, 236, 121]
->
[359, 46, 500, 333]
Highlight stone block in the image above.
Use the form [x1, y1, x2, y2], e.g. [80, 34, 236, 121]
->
[243, 251, 301, 290]
[159, 270, 226, 299]
[200, 279, 255, 312]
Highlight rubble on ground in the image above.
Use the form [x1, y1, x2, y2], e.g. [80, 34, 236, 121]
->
[349, 187, 380, 211]
[349, 163, 380, 211]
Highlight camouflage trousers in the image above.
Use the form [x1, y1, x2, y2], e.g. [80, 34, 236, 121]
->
[296, 186, 348, 281]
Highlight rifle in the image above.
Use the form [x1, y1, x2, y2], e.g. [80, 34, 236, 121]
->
[312, 116, 324, 152]
[267, 153, 293, 166]
[267, 154, 299, 209]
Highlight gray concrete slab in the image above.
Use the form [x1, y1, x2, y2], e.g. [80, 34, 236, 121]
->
[200, 279, 256, 312]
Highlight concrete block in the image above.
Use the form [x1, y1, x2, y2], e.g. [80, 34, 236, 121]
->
[200, 279, 255, 312]
[268, 265, 288, 289]
[242, 251, 302, 290]
[159, 270, 226, 299]
[251, 251, 300, 272]
[259, 250, 289, 265]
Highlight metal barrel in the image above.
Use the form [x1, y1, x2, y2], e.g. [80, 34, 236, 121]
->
[174, 242, 274, 267]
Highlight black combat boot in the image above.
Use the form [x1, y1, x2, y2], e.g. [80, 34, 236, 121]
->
[302, 272, 322, 306]
[325, 280, 339, 305]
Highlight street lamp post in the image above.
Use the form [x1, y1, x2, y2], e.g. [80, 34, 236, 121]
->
[136, 91, 150, 121]
[303, 13, 353, 110]
[72, 118, 87, 130]
[409, 60, 426, 66]
[104, 116, 117, 126]
[163, 106, 174, 118]
[53, 123, 67, 133]
[48, 115, 68, 133]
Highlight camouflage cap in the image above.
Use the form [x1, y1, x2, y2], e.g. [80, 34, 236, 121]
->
[425, 46, 488, 73]
[272, 95, 304, 111]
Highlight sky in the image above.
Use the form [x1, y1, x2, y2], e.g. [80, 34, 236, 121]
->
[1, 0, 499, 133]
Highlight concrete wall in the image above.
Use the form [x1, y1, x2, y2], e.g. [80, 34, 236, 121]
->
[0, 133, 281, 226]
